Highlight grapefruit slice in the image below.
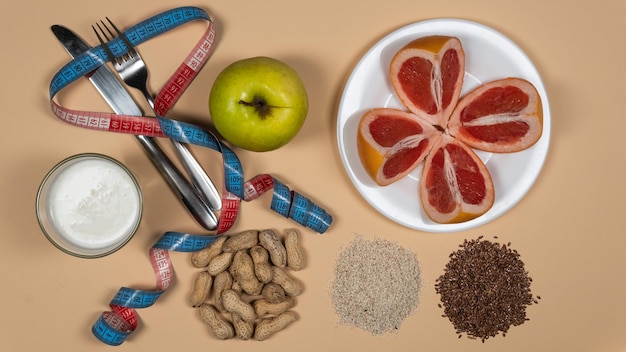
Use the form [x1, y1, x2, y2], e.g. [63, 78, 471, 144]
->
[390, 36, 465, 127]
[448, 77, 543, 153]
[357, 108, 440, 186]
[420, 134, 494, 224]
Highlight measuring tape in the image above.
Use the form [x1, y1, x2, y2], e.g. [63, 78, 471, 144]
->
[48, 6, 332, 345]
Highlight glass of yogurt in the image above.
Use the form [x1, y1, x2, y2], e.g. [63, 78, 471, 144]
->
[36, 153, 143, 258]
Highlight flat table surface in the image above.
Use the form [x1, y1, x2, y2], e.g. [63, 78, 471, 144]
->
[2, 1, 625, 351]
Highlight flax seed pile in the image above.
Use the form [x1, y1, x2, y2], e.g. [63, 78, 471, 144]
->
[329, 235, 421, 336]
[435, 236, 540, 342]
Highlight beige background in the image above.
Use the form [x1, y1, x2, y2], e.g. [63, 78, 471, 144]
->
[1, 0, 625, 351]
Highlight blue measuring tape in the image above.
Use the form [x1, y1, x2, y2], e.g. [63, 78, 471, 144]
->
[49, 6, 333, 345]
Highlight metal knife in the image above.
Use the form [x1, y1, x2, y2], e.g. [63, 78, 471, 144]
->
[51, 24, 218, 231]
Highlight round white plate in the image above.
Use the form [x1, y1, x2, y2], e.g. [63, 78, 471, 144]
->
[337, 18, 551, 233]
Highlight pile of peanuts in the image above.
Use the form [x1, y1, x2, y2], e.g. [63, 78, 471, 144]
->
[189, 228, 305, 341]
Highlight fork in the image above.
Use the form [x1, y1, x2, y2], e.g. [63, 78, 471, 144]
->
[94, 18, 222, 212]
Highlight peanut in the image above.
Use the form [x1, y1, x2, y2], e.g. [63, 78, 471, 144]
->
[231, 313, 254, 340]
[254, 311, 298, 341]
[250, 245, 273, 283]
[253, 296, 296, 317]
[191, 235, 226, 268]
[207, 251, 234, 276]
[231, 279, 243, 295]
[189, 270, 212, 307]
[198, 303, 235, 340]
[213, 271, 233, 312]
[261, 283, 286, 304]
[259, 229, 287, 267]
[284, 229, 305, 271]
[222, 230, 259, 253]
[231, 250, 262, 295]
[271, 266, 303, 296]
[222, 289, 257, 323]
[191, 229, 308, 341]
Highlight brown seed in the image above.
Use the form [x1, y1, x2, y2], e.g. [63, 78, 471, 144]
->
[435, 237, 538, 341]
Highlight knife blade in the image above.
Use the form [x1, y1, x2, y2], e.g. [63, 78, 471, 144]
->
[51, 24, 218, 231]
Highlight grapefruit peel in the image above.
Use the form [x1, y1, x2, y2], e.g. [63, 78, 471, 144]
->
[356, 35, 543, 224]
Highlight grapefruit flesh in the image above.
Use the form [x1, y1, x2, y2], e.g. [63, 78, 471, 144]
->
[420, 135, 494, 224]
[355, 35, 543, 225]
[357, 108, 440, 186]
[390, 36, 465, 127]
[448, 78, 543, 153]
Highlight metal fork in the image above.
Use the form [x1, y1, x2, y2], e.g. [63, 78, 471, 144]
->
[93, 18, 222, 212]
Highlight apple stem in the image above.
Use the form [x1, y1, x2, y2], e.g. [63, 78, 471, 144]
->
[239, 96, 272, 118]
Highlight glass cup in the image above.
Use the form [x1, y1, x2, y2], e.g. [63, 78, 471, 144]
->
[36, 153, 143, 258]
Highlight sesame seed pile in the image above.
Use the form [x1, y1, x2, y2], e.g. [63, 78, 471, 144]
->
[435, 236, 540, 342]
[329, 235, 421, 336]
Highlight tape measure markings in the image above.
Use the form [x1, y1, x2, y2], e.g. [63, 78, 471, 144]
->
[155, 25, 216, 115]
[49, 6, 332, 346]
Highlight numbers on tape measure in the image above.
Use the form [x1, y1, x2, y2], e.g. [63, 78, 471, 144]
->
[49, 6, 333, 346]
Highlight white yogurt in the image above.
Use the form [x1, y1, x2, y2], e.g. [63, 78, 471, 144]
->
[38, 154, 142, 256]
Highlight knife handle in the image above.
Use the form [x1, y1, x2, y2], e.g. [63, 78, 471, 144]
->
[135, 135, 218, 231]
[143, 84, 221, 213]
[171, 141, 222, 211]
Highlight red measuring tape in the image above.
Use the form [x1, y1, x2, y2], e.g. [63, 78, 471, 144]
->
[48, 6, 332, 345]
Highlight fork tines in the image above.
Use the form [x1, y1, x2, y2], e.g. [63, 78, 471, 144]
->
[93, 17, 134, 64]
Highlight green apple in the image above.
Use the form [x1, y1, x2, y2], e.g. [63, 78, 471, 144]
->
[209, 56, 309, 152]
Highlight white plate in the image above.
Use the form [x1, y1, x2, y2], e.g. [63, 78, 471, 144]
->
[337, 18, 551, 233]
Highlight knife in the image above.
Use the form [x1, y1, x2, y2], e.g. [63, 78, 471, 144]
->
[51, 24, 219, 231]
